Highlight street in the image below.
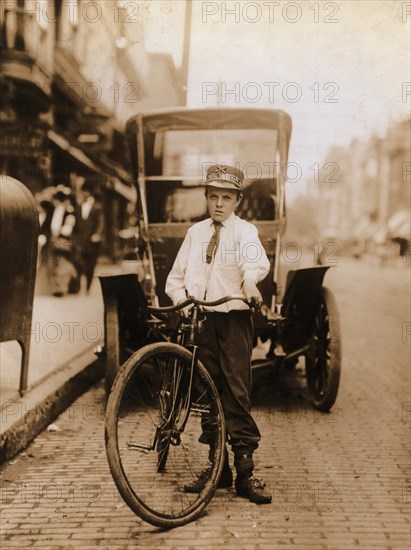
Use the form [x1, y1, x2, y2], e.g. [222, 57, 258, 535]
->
[1, 257, 410, 550]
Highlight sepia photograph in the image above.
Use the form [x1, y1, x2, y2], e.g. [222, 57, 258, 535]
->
[0, 1, 410, 548]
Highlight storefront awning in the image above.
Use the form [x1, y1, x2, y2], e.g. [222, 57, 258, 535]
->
[110, 179, 136, 203]
[48, 129, 98, 171]
[47, 129, 136, 202]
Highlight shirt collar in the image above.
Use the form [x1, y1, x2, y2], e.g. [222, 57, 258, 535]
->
[209, 212, 236, 229]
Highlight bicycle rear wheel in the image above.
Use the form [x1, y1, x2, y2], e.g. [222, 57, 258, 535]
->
[105, 342, 226, 528]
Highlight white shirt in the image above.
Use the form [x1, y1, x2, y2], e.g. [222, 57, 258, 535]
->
[50, 204, 65, 236]
[81, 197, 95, 220]
[165, 213, 270, 312]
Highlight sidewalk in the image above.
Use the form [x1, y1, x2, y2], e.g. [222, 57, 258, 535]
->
[0, 262, 121, 462]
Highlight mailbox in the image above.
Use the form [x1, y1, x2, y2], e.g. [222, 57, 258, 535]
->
[0, 176, 39, 395]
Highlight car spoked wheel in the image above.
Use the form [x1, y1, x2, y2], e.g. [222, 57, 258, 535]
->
[305, 287, 341, 412]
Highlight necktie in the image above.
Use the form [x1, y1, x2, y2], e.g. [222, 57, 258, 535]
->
[206, 221, 222, 263]
[82, 198, 93, 220]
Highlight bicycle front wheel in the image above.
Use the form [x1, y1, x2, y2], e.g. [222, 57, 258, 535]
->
[105, 342, 226, 529]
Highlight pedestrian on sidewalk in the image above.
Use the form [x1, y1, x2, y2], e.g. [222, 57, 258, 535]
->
[166, 164, 272, 504]
[45, 187, 78, 297]
[75, 181, 104, 293]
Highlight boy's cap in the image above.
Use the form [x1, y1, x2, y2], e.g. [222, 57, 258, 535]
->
[204, 164, 244, 191]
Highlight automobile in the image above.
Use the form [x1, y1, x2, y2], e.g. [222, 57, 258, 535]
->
[99, 107, 341, 411]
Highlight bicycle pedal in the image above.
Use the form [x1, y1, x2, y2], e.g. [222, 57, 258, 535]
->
[190, 404, 211, 416]
[274, 343, 286, 357]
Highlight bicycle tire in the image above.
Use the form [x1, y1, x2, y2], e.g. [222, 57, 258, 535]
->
[105, 342, 226, 528]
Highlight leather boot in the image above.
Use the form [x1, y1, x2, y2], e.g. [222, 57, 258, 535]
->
[235, 472, 272, 504]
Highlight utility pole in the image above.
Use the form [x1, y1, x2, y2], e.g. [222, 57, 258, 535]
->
[181, 0, 192, 106]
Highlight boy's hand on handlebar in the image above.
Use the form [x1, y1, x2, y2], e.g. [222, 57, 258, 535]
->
[243, 279, 263, 309]
[177, 299, 192, 318]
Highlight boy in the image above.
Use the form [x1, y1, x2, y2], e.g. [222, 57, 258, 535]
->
[165, 164, 272, 504]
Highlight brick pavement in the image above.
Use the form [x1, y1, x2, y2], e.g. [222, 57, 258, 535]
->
[0, 257, 410, 549]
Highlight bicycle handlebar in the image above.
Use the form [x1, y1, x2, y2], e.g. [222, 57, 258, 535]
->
[147, 294, 249, 315]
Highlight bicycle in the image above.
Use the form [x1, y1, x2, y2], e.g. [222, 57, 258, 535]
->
[105, 294, 250, 529]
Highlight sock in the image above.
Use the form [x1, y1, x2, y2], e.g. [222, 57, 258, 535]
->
[237, 468, 253, 480]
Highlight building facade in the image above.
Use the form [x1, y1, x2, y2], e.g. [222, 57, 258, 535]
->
[318, 118, 411, 251]
[1, 0, 185, 258]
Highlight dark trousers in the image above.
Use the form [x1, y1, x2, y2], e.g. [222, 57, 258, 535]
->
[78, 243, 100, 291]
[197, 310, 260, 473]
[47, 244, 78, 295]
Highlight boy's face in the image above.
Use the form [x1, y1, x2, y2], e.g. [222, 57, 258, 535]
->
[206, 188, 241, 222]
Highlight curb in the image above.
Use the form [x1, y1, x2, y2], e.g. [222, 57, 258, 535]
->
[0, 350, 105, 463]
